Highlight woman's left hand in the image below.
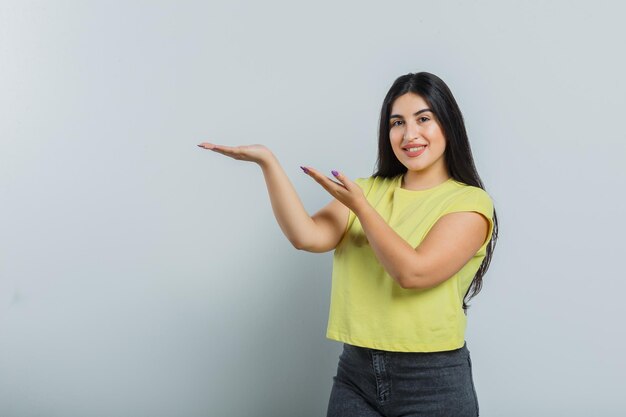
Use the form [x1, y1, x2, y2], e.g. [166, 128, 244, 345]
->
[301, 166, 368, 214]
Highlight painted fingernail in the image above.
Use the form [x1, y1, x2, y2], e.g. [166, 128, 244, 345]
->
[300, 166, 309, 174]
[331, 170, 339, 177]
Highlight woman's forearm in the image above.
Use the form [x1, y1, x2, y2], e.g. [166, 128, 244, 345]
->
[259, 153, 318, 249]
[353, 202, 420, 288]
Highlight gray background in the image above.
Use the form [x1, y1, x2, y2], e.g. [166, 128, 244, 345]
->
[1, 1, 624, 416]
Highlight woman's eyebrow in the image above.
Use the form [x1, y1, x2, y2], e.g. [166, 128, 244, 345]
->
[389, 108, 432, 119]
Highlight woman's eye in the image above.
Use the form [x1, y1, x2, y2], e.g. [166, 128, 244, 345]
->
[391, 120, 403, 127]
[419, 117, 430, 123]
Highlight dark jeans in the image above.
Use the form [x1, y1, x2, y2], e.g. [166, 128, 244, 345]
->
[326, 341, 479, 417]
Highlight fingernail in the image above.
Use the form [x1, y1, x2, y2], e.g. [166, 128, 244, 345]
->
[300, 166, 309, 174]
[331, 170, 339, 177]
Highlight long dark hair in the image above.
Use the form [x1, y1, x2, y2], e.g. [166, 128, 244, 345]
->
[373, 71, 499, 312]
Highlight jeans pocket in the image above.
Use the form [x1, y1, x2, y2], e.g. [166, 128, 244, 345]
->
[467, 356, 480, 416]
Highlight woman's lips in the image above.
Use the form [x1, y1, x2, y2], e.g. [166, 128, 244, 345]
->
[403, 145, 427, 157]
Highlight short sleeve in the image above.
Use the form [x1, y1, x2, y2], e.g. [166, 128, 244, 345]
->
[443, 188, 495, 254]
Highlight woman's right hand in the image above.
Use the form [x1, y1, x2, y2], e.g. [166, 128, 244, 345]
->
[197, 142, 275, 166]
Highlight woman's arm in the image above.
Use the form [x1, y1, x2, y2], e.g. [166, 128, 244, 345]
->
[259, 154, 349, 252]
[298, 166, 489, 289]
[354, 202, 489, 289]
[199, 142, 348, 252]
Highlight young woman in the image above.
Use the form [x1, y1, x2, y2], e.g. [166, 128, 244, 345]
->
[198, 71, 498, 417]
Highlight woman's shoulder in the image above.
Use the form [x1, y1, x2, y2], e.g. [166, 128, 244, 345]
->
[451, 180, 492, 195]
[447, 181, 494, 212]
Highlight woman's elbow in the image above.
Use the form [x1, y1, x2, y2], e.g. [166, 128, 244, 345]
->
[397, 272, 432, 290]
[397, 273, 419, 290]
[292, 239, 310, 251]
[292, 239, 325, 253]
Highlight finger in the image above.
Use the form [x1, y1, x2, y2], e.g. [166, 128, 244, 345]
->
[330, 169, 352, 189]
[197, 142, 216, 149]
[302, 166, 330, 183]
[198, 142, 227, 152]
[303, 166, 345, 192]
[204, 144, 242, 158]
[198, 143, 229, 151]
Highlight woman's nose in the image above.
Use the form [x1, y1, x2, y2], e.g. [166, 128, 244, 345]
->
[403, 120, 420, 140]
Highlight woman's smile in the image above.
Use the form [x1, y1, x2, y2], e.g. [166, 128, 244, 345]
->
[403, 144, 427, 157]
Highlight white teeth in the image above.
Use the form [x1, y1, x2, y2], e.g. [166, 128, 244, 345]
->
[407, 146, 426, 152]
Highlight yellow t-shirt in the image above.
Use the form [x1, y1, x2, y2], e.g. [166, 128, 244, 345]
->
[326, 174, 495, 352]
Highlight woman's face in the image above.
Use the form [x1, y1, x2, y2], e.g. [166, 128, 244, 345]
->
[389, 92, 448, 177]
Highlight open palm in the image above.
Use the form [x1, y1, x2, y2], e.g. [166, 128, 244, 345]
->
[198, 142, 273, 165]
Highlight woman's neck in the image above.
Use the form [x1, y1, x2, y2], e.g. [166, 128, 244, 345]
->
[401, 170, 451, 191]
